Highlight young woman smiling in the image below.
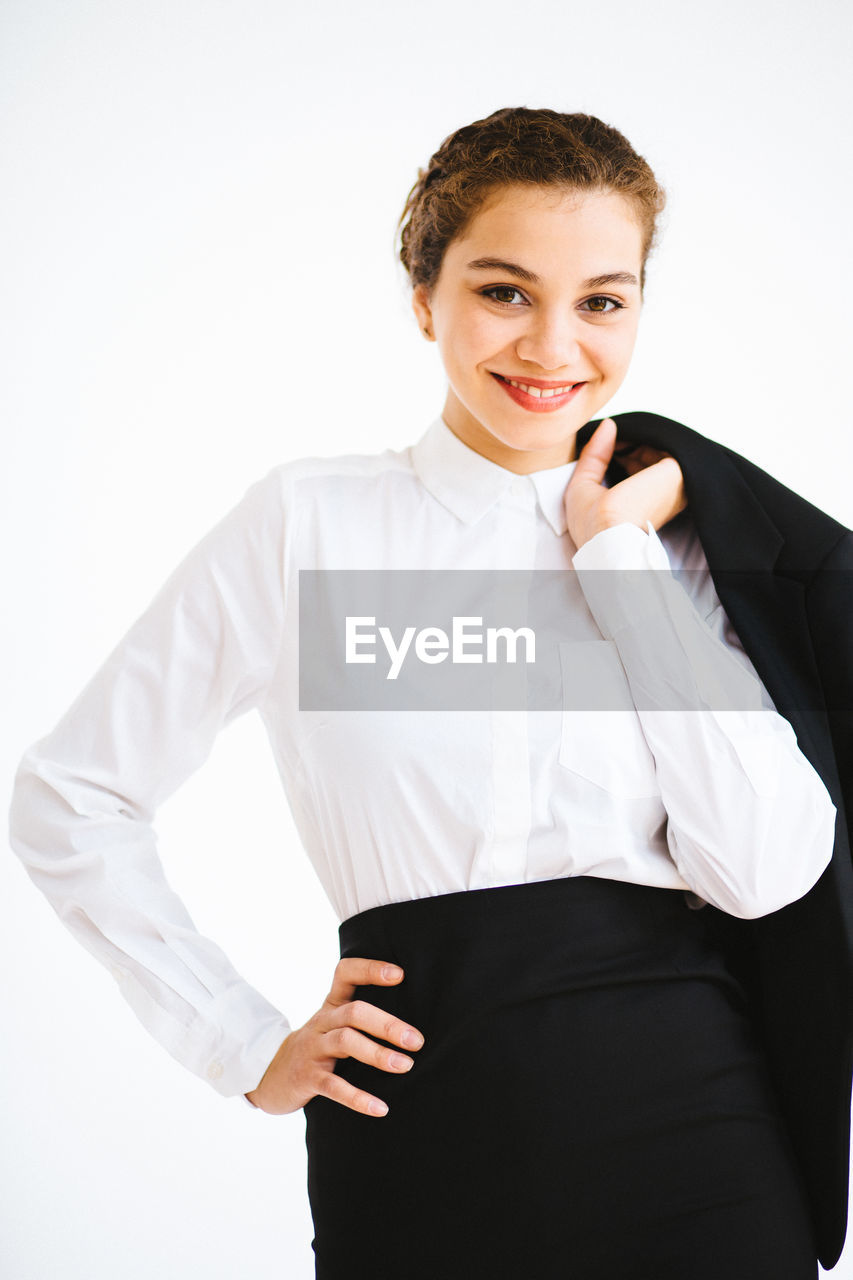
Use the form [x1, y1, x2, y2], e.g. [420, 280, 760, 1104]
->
[9, 108, 846, 1278]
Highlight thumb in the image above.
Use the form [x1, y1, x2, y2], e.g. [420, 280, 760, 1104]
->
[570, 418, 617, 486]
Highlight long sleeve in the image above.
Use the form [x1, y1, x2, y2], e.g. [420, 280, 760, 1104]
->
[8, 468, 293, 1097]
[571, 521, 837, 920]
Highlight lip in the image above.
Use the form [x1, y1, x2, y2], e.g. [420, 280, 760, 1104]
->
[493, 374, 582, 389]
[491, 372, 586, 413]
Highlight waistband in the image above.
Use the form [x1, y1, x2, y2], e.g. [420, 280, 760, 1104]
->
[340, 873, 695, 955]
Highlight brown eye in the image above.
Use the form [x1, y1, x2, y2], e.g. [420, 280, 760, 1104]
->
[584, 296, 622, 314]
[483, 285, 526, 306]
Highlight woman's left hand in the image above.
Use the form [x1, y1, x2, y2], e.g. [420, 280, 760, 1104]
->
[564, 418, 687, 551]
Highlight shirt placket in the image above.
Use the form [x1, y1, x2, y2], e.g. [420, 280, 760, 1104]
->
[471, 478, 538, 889]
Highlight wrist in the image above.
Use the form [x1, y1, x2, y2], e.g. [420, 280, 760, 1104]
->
[572, 518, 648, 551]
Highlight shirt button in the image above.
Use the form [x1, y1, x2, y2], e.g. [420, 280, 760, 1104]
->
[207, 1060, 225, 1082]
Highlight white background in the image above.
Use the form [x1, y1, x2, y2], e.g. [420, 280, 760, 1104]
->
[2, 0, 852, 1275]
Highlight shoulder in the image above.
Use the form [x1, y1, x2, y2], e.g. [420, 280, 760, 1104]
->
[254, 441, 415, 507]
[219, 443, 417, 540]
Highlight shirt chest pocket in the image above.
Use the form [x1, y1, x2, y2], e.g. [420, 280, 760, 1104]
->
[557, 640, 659, 799]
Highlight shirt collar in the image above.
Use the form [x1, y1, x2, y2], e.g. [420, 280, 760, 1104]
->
[410, 416, 578, 537]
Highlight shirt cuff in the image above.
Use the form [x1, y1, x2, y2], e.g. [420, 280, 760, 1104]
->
[201, 1011, 292, 1098]
[570, 519, 767, 716]
[571, 521, 672, 639]
[571, 520, 662, 571]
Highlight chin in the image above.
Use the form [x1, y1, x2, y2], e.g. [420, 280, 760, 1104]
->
[496, 416, 581, 448]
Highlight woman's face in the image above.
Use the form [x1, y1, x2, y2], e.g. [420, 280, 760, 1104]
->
[412, 183, 645, 473]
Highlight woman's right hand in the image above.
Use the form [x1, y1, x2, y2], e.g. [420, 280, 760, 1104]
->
[564, 418, 687, 551]
[244, 957, 425, 1117]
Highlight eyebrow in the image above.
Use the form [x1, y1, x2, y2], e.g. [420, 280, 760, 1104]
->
[465, 258, 640, 290]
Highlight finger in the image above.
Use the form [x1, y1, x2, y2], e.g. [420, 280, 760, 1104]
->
[316, 1070, 390, 1118]
[570, 418, 617, 487]
[323, 1022, 416, 1075]
[326, 956, 405, 1006]
[616, 456, 686, 521]
[329, 997, 425, 1051]
[635, 454, 684, 494]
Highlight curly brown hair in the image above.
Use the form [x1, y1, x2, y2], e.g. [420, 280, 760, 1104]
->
[398, 106, 666, 295]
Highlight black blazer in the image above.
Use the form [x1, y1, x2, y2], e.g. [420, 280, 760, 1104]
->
[575, 412, 853, 1269]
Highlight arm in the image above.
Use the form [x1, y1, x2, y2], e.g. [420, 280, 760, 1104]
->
[571, 520, 836, 919]
[8, 468, 292, 1097]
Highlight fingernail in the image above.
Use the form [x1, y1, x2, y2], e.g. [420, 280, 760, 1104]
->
[382, 965, 403, 980]
[402, 1030, 424, 1049]
[370, 1100, 389, 1116]
[389, 1054, 413, 1071]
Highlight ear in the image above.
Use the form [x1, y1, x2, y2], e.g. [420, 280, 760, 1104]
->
[412, 283, 435, 340]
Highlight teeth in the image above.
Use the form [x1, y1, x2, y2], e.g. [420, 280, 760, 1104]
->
[507, 378, 575, 397]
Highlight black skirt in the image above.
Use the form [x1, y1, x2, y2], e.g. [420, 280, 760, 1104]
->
[303, 875, 818, 1279]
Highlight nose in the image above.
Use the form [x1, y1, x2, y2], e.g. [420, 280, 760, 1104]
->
[515, 306, 582, 372]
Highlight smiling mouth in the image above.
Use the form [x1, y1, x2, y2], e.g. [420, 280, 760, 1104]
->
[492, 373, 584, 398]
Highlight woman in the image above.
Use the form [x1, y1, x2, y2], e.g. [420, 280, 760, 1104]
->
[8, 108, 845, 1277]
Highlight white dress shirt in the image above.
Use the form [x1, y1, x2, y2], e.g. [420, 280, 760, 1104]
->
[8, 415, 836, 1100]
